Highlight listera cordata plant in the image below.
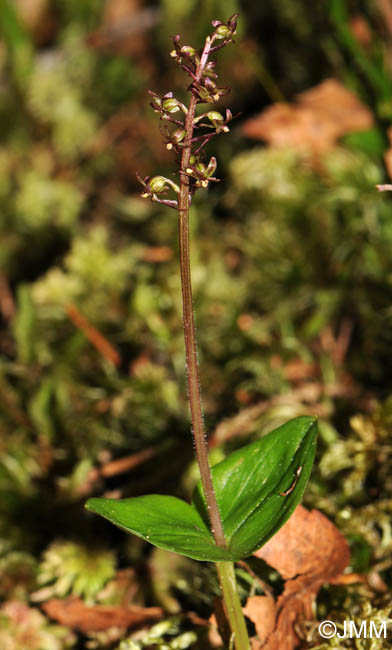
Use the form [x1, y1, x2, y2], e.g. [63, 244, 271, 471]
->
[86, 16, 317, 650]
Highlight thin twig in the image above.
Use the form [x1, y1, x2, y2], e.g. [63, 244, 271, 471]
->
[66, 303, 121, 367]
[236, 560, 275, 597]
[0, 272, 15, 321]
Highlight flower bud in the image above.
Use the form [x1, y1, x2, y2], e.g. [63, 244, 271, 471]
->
[207, 111, 224, 123]
[181, 45, 196, 56]
[206, 156, 217, 177]
[206, 111, 229, 132]
[149, 176, 180, 194]
[215, 24, 230, 39]
[212, 14, 238, 40]
[149, 176, 169, 193]
[172, 128, 186, 143]
[162, 97, 181, 113]
[148, 91, 163, 110]
[167, 127, 186, 150]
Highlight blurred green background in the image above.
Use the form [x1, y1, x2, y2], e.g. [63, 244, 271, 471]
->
[1, 1, 392, 648]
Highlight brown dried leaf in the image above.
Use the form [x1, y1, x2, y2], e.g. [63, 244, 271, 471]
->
[383, 128, 392, 180]
[298, 80, 373, 135]
[76, 448, 156, 497]
[141, 246, 174, 263]
[255, 505, 350, 580]
[42, 597, 162, 633]
[0, 272, 15, 321]
[283, 358, 320, 383]
[66, 303, 121, 367]
[242, 79, 374, 154]
[14, 0, 55, 44]
[349, 15, 372, 48]
[243, 596, 276, 646]
[246, 505, 350, 650]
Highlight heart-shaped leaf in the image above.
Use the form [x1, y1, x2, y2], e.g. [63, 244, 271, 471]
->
[85, 416, 317, 561]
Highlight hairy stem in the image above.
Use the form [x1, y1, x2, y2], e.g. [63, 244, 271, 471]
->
[216, 562, 251, 650]
[177, 34, 226, 549]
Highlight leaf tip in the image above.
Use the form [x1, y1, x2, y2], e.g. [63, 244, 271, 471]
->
[294, 414, 318, 439]
[85, 497, 105, 514]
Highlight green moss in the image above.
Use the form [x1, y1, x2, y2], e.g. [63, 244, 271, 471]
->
[36, 540, 116, 603]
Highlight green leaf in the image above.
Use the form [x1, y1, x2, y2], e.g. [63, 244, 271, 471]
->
[86, 494, 230, 562]
[193, 415, 317, 559]
[0, 0, 33, 87]
[85, 416, 317, 561]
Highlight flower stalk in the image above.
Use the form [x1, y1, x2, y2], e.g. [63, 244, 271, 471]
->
[137, 15, 251, 649]
[176, 29, 227, 549]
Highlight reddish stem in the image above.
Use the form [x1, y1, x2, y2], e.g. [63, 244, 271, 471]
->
[177, 34, 226, 548]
